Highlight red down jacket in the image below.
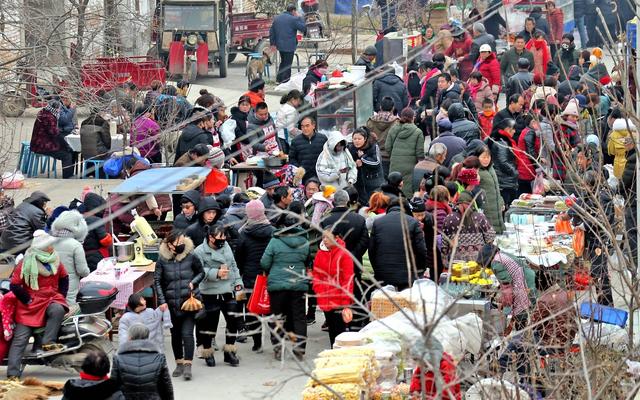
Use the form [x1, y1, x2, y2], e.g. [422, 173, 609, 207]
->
[410, 352, 461, 399]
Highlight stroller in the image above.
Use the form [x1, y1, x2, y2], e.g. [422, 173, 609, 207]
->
[301, 0, 324, 39]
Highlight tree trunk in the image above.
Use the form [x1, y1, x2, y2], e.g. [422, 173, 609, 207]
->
[104, 0, 120, 56]
[71, 0, 89, 83]
[351, 0, 357, 63]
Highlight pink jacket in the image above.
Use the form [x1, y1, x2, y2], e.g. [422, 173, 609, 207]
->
[131, 116, 161, 158]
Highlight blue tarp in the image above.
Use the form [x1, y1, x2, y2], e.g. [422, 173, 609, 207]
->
[335, 0, 371, 15]
[109, 167, 211, 194]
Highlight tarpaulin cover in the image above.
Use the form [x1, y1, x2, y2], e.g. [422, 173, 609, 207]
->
[109, 167, 210, 194]
[334, 0, 370, 14]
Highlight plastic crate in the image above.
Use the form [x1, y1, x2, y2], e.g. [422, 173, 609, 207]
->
[579, 302, 628, 327]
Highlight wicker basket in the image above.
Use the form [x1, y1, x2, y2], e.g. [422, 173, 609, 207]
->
[370, 293, 416, 320]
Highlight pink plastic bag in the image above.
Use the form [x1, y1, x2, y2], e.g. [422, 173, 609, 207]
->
[532, 171, 545, 195]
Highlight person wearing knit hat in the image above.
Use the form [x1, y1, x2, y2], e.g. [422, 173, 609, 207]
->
[441, 190, 495, 264]
[457, 168, 480, 186]
[561, 99, 580, 117]
[207, 145, 225, 169]
[236, 198, 275, 352]
[7, 229, 70, 378]
[553, 98, 581, 180]
[609, 118, 638, 178]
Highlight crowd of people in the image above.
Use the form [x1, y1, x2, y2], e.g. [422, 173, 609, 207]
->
[0, 3, 638, 398]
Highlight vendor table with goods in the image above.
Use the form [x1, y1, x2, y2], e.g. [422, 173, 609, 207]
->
[80, 258, 155, 310]
[64, 133, 125, 153]
[229, 155, 287, 189]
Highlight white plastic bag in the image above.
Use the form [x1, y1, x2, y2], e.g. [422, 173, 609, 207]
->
[1, 171, 24, 189]
[465, 378, 530, 400]
[220, 118, 237, 149]
[432, 313, 483, 362]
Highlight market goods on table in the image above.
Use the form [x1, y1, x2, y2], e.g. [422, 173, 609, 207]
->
[370, 286, 417, 319]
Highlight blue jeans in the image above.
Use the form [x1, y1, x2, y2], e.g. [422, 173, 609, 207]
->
[575, 16, 588, 48]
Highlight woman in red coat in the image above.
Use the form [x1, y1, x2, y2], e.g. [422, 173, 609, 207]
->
[545, 0, 564, 58]
[7, 230, 69, 378]
[475, 44, 501, 99]
[526, 31, 551, 78]
[445, 29, 473, 80]
[312, 229, 354, 347]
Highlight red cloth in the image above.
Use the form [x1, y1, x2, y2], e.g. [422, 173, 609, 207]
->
[11, 262, 69, 328]
[409, 352, 461, 399]
[526, 39, 551, 77]
[445, 34, 473, 80]
[478, 111, 495, 139]
[242, 90, 265, 108]
[80, 372, 109, 381]
[0, 292, 17, 341]
[547, 8, 565, 44]
[312, 238, 354, 312]
[475, 53, 501, 91]
[516, 127, 537, 181]
[30, 109, 62, 153]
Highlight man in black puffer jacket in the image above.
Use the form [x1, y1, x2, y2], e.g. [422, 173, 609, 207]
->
[235, 199, 275, 350]
[320, 190, 369, 263]
[0, 191, 49, 255]
[369, 198, 427, 290]
[449, 102, 480, 145]
[288, 116, 327, 182]
[173, 189, 201, 230]
[111, 324, 173, 400]
[174, 109, 213, 163]
[489, 119, 519, 207]
[373, 69, 409, 114]
[185, 196, 221, 246]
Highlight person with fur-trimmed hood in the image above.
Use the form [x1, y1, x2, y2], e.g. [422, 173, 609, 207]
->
[155, 229, 204, 381]
[50, 210, 89, 306]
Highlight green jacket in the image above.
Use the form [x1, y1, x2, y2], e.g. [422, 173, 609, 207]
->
[491, 251, 538, 303]
[260, 227, 311, 292]
[478, 165, 505, 234]
[386, 122, 424, 197]
[500, 47, 534, 83]
[555, 47, 580, 82]
[193, 241, 243, 295]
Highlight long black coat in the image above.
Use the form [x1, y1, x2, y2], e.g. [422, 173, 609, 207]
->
[320, 206, 369, 264]
[369, 206, 427, 289]
[111, 339, 174, 400]
[288, 131, 328, 182]
[154, 237, 204, 315]
[488, 130, 519, 191]
[0, 196, 47, 253]
[236, 222, 275, 288]
[174, 123, 213, 163]
[62, 378, 125, 400]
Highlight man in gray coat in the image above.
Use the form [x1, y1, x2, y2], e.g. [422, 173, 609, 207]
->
[469, 23, 496, 63]
[269, 4, 307, 83]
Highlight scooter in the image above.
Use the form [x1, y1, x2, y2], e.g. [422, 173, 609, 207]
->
[0, 281, 118, 373]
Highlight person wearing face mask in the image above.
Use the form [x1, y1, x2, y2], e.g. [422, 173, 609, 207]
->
[174, 107, 214, 163]
[347, 127, 384, 205]
[7, 230, 69, 379]
[155, 230, 204, 381]
[193, 223, 243, 368]
[556, 33, 580, 82]
[303, 59, 328, 95]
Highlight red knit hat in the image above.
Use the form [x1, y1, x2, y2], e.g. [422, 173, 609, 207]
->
[600, 75, 612, 85]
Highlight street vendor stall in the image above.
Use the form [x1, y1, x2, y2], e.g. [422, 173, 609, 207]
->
[315, 79, 374, 137]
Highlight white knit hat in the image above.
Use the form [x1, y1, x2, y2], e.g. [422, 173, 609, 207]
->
[562, 99, 580, 117]
[612, 118, 637, 132]
[207, 145, 225, 169]
[31, 230, 56, 250]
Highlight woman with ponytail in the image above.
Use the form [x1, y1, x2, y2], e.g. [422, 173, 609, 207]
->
[441, 190, 495, 264]
[275, 89, 304, 153]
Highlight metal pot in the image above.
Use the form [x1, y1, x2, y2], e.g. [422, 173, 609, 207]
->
[264, 157, 284, 168]
[114, 242, 135, 262]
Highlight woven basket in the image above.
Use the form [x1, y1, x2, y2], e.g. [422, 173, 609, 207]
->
[370, 294, 416, 319]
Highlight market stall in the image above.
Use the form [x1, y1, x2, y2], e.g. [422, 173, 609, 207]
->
[315, 79, 374, 138]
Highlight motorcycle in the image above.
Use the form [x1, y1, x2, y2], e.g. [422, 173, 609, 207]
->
[182, 32, 202, 82]
[0, 281, 118, 373]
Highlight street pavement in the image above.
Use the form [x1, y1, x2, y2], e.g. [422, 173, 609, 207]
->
[0, 59, 334, 399]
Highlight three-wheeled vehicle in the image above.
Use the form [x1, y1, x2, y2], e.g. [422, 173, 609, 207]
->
[151, 0, 231, 80]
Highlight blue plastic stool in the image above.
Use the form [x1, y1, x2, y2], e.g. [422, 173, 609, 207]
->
[246, 52, 271, 78]
[17, 141, 32, 173]
[82, 159, 108, 179]
[27, 154, 57, 178]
